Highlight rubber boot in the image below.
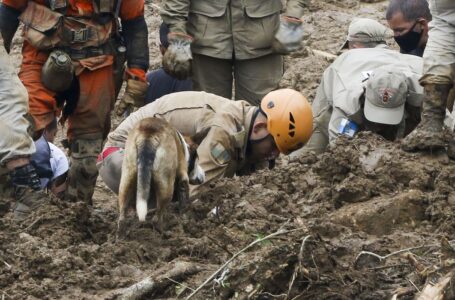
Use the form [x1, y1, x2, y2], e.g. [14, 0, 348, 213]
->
[447, 140, 455, 160]
[66, 138, 102, 205]
[13, 187, 48, 220]
[402, 83, 453, 151]
[0, 173, 13, 217]
[10, 164, 47, 221]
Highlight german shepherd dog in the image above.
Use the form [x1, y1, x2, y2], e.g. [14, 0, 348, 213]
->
[117, 117, 209, 234]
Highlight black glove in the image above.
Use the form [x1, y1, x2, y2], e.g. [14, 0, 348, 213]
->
[162, 33, 193, 80]
[272, 16, 304, 55]
[10, 164, 42, 191]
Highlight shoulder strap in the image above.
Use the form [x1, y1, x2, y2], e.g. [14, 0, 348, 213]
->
[115, 0, 122, 18]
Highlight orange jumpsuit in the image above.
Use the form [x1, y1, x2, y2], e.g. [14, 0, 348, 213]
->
[2, 0, 146, 141]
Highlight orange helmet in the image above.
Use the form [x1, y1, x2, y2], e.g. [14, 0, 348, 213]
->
[261, 89, 313, 155]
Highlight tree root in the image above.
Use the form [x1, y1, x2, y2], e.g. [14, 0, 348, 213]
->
[110, 261, 205, 300]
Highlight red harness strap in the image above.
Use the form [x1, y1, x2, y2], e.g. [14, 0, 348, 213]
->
[97, 146, 120, 162]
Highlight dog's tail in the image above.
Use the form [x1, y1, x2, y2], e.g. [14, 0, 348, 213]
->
[136, 138, 156, 222]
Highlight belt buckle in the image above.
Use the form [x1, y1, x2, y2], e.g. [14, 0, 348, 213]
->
[90, 47, 104, 56]
[72, 28, 88, 43]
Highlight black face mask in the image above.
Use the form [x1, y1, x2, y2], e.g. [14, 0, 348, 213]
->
[394, 21, 423, 53]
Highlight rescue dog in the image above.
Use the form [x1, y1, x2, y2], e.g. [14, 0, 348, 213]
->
[117, 117, 209, 233]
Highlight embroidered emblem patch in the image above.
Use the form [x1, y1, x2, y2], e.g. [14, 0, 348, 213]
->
[210, 143, 231, 165]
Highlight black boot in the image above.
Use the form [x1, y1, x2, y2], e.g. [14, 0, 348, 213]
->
[10, 164, 47, 220]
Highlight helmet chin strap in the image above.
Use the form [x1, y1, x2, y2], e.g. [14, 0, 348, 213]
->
[246, 108, 277, 168]
[246, 107, 271, 153]
[249, 133, 272, 144]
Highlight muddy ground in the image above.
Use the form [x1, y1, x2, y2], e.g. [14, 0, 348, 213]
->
[2, 0, 455, 299]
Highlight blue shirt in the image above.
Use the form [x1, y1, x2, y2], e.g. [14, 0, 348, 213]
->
[145, 68, 192, 104]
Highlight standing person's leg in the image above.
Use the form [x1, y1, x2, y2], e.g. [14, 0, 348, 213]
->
[18, 44, 56, 139]
[192, 54, 233, 99]
[402, 2, 455, 151]
[0, 44, 46, 219]
[234, 54, 283, 105]
[66, 64, 116, 204]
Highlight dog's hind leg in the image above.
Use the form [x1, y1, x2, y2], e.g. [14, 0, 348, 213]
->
[117, 158, 137, 239]
[154, 179, 175, 233]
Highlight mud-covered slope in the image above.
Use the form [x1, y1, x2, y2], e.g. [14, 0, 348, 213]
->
[2, 0, 455, 299]
[1, 133, 454, 299]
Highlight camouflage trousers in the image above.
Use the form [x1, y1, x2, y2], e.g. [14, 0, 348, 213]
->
[66, 138, 103, 205]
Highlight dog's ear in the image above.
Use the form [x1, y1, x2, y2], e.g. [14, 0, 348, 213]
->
[190, 127, 211, 146]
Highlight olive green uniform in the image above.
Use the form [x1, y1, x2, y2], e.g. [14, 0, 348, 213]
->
[161, 0, 308, 104]
[293, 45, 424, 156]
[99, 91, 256, 196]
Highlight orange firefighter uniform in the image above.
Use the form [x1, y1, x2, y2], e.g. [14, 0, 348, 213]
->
[0, 0, 149, 203]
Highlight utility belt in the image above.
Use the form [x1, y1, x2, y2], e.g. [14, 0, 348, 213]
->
[41, 37, 125, 93]
[19, 2, 126, 95]
[61, 40, 116, 60]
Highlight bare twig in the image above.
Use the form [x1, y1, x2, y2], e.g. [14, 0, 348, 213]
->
[186, 228, 302, 300]
[355, 245, 425, 265]
[164, 276, 195, 292]
[403, 252, 426, 272]
[291, 291, 306, 300]
[286, 235, 312, 299]
[408, 279, 421, 293]
[8, 217, 43, 235]
[311, 254, 320, 281]
[105, 261, 203, 300]
[305, 47, 337, 60]
[298, 235, 312, 274]
[1, 259, 11, 270]
[286, 269, 298, 300]
[259, 292, 287, 299]
[1, 291, 10, 300]
[367, 263, 409, 271]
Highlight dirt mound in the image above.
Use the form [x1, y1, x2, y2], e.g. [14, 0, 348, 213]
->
[1, 133, 454, 299]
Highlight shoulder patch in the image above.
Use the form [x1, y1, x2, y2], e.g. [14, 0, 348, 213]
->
[210, 142, 231, 165]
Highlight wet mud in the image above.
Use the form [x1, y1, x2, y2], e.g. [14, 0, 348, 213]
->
[2, 1, 454, 299]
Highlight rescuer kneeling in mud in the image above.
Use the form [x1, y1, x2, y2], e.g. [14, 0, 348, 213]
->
[292, 18, 425, 157]
[97, 89, 313, 196]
